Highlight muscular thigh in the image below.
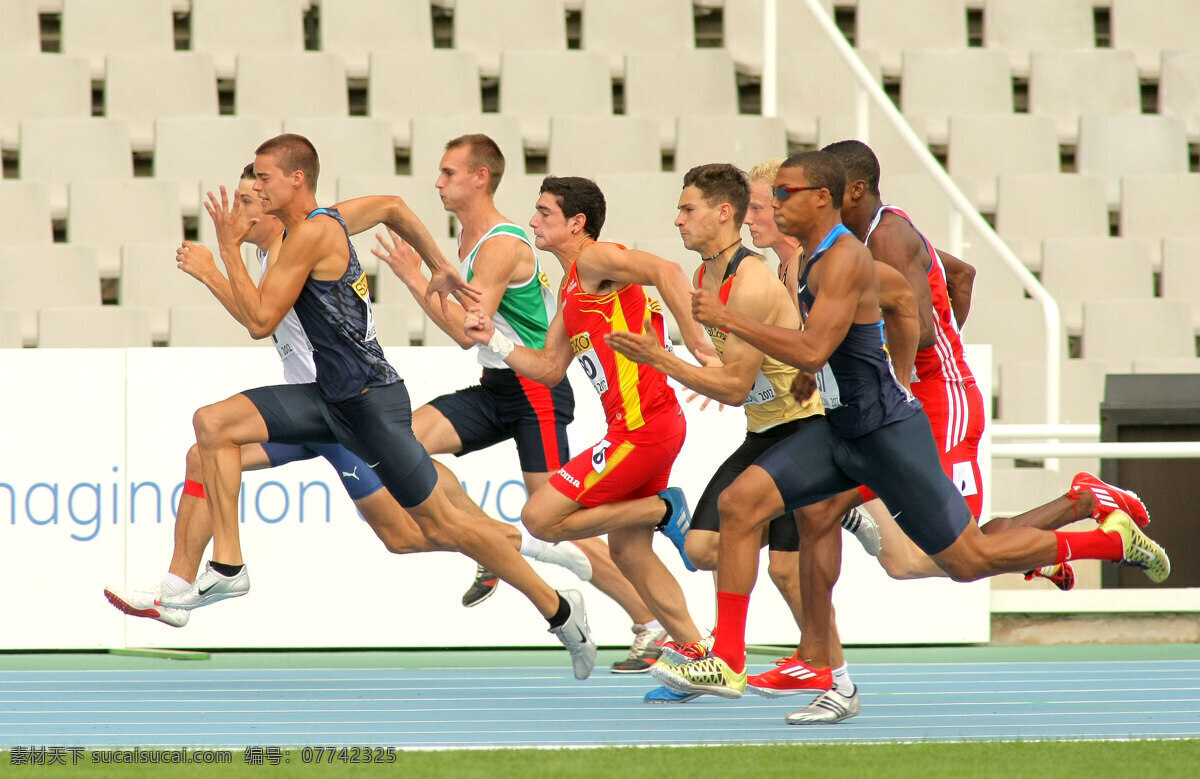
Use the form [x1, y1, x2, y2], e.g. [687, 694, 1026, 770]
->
[754, 416, 859, 513]
[242, 383, 337, 446]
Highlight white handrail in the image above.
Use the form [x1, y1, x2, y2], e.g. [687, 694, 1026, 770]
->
[992, 424, 1100, 439]
[993, 441, 1200, 459]
[766, 0, 1063, 426]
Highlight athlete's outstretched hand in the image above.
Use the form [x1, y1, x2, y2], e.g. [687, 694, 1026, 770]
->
[203, 185, 253, 258]
[605, 314, 662, 366]
[175, 241, 217, 282]
[463, 305, 495, 345]
[373, 227, 424, 284]
[426, 266, 480, 320]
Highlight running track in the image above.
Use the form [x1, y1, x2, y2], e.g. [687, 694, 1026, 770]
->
[3, 652, 1199, 748]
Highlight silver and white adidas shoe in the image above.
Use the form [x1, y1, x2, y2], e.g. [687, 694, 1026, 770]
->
[785, 686, 861, 724]
[157, 562, 250, 609]
[549, 589, 596, 680]
[535, 542, 593, 582]
[841, 507, 882, 556]
[104, 585, 189, 628]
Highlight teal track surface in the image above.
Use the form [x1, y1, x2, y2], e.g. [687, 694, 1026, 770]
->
[3, 647, 1199, 748]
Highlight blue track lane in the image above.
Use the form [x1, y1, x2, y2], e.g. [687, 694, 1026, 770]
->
[2, 660, 1199, 748]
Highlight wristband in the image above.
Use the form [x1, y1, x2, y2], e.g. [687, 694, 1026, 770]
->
[487, 330, 515, 360]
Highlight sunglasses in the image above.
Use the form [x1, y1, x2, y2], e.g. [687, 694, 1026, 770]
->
[772, 185, 824, 201]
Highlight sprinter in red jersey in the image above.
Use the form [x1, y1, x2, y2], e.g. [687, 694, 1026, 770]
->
[464, 176, 715, 656]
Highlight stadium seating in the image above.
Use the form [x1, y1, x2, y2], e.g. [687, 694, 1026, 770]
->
[1120, 174, 1200, 256]
[452, 0, 566, 78]
[190, 0, 306, 79]
[1160, 237, 1200, 332]
[119, 242, 221, 342]
[0, 309, 22, 348]
[993, 174, 1109, 271]
[1076, 115, 1190, 208]
[20, 118, 134, 217]
[319, 0, 434, 79]
[947, 114, 1060, 212]
[547, 116, 661, 177]
[817, 113, 932, 178]
[856, 0, 969, 77]
[104, 53, 219, 152]
[235, 53, 350, 121]
[960, 297, 1067, 383]
[0, 0, 42, 54]
[594, 172, 687, 247]
[367, 50, 482, 149]
[154, 116, 282, 216]
[37, 306, 152, 347]
[370, 302, 418, 347]
[997, 358, 1107, 425]
[624, 50, 739, 149]
[776, 49, 882, 146]
[580, 0, 693, 78]
[281, 117, 397, 207]
[67, 179, 183, 279]
[1039, 237, 1157, 334]
[1027, 51, 1141, 143]
[673, 116, 787, 175]
[1159, 51, 1200, 142]
[60, 0, 175, 79]
[498, 51, 612, 149]
[168, 304, 260, 347]
[982, 0, 1094, 77]
[0, 244, 102, 345]
[0, 181, 54, 247]
[409, 115, 526, 182]
[1110, 0, 1199, 77]
[1081, 299, 1195, 374]
[722, 0, 835, 77]
[0, 54, 91, 150]
[900, 49, 1013, 145]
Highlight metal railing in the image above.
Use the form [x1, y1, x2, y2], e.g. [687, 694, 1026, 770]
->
[762, 0, 1063, 426]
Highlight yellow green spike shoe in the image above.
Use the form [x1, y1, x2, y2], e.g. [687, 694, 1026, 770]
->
[1101, 510, 1170, 584]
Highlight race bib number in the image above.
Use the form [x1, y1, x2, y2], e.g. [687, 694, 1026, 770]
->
[814, 363, 842, 410]
[744, 371, 777, 406]
[951, 461, 978, 498]
[352, 272, 377, 341]
[273, 336, 296, 361]
[571, 332, 608, 396]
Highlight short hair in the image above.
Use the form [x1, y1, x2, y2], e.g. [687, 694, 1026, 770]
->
[539, 176, 606, 240]
[445, 133, 506, 193]
[747, 158, 786, 186]
[254, 133, 320, 191]
[681, 163, 751, 223]
[820, 139, 880, 197]
[781, 151, 846, 206]
[240, 162, 255, 180]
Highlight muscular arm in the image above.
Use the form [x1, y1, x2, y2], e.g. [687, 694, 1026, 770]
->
[938, 249, 976, 328]
[465, 306, 575, 386]
[227, 219, 333, 339]
[577, 243, 711, 359]
[694, 242, 870, 373]
[876, 261, 919, 391]
[335, 195, 454, 276]
[177, 241, 244, 325]
[607, 262, 781, 404]
[866, 215, 936, 349]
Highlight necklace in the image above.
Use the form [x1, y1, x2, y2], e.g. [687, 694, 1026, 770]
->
[701, 238, 741, 263]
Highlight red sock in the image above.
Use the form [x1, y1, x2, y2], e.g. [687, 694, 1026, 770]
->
[1054, 528, 1123, 563]
[711, 591, 751, 673]
[182, 479, 206, 499]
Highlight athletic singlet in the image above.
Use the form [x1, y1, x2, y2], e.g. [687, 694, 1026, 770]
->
[865, 205, 976, 388]
[697, 245, 820, 433]
[798, 223, 919, 439]
[290, 207, 398, 402]
[459, 222, 557, 369]
[257, 248, 316, 385]
[561, 242, 679, 433]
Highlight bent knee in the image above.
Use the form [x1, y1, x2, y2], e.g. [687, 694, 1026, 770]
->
[767, 555, 799, 589]
[685, 532, 719, 571]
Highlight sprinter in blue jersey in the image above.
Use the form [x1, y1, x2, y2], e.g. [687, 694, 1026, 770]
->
[651, 150, 1170, 717]
[158, 134, 597, 679]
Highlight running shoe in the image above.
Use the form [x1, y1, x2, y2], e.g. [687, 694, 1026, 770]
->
[461, 564, 499, 608]
[1070, 472, 1150, 526]
[549, 589, 597, 680]
[659, 634, 714, 665]
[650, 648, 747, 699]
[103, 585, 189, 628]
[1023, 562, 1076, 591]
[644, 685, 701, 704]
[785, 686, 861, 725]
[157, 562, 249, 609]
[611, 623, 669, 673]
[1100, 510, 1170, 584]
[656, 487, 697, 571]
[746, 653, 834, 697]
[840, 507, 882, 556]
[535, 542, 593, 582]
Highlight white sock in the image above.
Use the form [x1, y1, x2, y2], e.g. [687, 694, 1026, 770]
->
[517, 524, 546, 558]
[832, 663, 854, 696]
[159, 573, 191, 595]
[644, 620, 664, 632]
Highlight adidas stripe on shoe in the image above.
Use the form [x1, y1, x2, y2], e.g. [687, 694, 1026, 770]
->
[1070, 472, 1149, 527]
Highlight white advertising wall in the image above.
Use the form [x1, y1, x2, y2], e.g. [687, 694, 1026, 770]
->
[0, 345, 991, 650]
